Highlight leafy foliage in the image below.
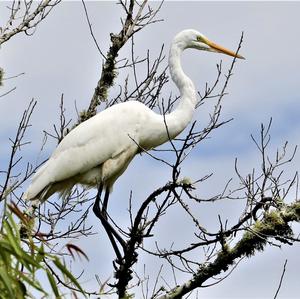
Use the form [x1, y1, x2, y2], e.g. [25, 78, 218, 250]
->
[0, 211, 86, 298]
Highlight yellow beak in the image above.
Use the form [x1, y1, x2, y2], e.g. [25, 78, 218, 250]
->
[206, 39, 245, 59]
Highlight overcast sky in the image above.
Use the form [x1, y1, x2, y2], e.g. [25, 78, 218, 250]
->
[1, 1, 300, 298]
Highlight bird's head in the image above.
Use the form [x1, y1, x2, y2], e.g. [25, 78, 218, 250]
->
[174, 29, 245, 59]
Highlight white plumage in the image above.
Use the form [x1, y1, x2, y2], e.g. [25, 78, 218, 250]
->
[24, 101, 171, 200]
[24, 29, 244, 209]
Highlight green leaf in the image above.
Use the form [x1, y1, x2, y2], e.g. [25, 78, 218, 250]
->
[35, 243, 45, 264]
[46, 269, 60, 298]
[7, 213, 21, 243]
[3, 219, 22, 257]
[20, 250, 42, 269]
[0, 267, 14, 297]
[18, 271, 47, 294]
[0, 221, 41, 272]
[53, 257, 86, 296]
[0, 245, 12, 270]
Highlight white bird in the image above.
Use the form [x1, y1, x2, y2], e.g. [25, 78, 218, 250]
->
[24, 29, 244, 217]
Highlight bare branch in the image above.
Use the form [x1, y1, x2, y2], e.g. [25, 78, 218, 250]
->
[78, 0, 164, 123]
[274, 259, 288, 299]
[0, 0, 61, 46]
[0, 99, 37, 202]
[81, 0, 106, 60]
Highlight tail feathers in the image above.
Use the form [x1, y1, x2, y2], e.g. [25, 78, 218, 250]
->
[58, 184, 74, 201]
[23, 183, 53, 204]
[23, 160, 54, 201]
[43, 180, 75, 201]
[25, 179, 75, 204]
[21, 182, 74, 239]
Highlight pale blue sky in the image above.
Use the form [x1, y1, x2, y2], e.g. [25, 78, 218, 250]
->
[1, 1, 300, 298]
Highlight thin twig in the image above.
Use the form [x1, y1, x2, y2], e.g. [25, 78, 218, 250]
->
[274, 259, 288, 299]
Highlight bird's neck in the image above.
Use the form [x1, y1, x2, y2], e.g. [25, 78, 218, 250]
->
[163, 42, 197, 139]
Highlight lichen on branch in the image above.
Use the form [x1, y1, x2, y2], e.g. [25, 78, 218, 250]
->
[159, 201, 300, 299]
[79, 0, 163, 123]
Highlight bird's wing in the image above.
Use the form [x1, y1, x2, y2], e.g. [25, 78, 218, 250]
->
[24, 103, 141, 200]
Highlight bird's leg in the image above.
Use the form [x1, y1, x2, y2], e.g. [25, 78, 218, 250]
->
[102, 189, 110, 220]
[93, 185, 126, 260]
[93, 184, 103, 216]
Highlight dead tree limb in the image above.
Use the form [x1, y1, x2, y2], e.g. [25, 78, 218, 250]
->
[79, 0, 163, 122]
[0, 0, 61, 46]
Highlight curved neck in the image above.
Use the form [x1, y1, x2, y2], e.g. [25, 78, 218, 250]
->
[164, 41, 197, 138]
[139, 41, 198, 150]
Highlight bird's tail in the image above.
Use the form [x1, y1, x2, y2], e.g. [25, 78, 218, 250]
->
[20, 182, 75, 238]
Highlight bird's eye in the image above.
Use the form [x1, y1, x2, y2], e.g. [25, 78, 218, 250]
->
[197, 35, 204, 42]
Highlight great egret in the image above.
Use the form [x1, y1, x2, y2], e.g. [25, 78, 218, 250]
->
[24, 29, 244, 217]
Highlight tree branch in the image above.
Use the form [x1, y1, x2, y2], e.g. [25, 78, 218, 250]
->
[157, 202, 300, 298]
[78, 0, 164, 123]
[0, 0, 61, 46]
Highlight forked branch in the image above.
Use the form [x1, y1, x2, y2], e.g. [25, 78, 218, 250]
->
[0, 0, 61, 46]
[79, 0, 163, 122]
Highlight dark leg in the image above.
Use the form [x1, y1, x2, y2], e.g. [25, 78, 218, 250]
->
[93, 184, 103, 216]
[92, 185, 125, 260]
[102, 189, 110, 219]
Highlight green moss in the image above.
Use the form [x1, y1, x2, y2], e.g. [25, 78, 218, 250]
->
[283, 201, 300, 222]
[264, 211, 285, 229]
[235, 228, 266, 257]
[121, 293, 135, 299]
[250, 210, 291, 236]
[178, 177, 192, 186]
[274, 197, 285, 208]
[235, 209, 294, 259]
[188, 201, 300, 295]
[252, 219, 264, 231]
[215, 245, 232, 271]
[79, 110, 89, 123]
